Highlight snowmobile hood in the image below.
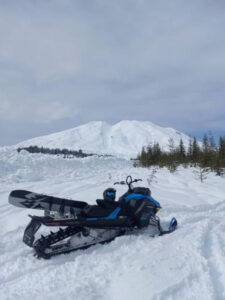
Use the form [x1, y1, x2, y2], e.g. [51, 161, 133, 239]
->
[124, 193, 161, 208]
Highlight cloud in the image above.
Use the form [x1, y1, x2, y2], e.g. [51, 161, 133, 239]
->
[0, 0, 225, 145]
[0, 97, 78, 123]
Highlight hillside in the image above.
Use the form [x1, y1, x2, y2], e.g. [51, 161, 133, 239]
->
[16, 120, 191, 158]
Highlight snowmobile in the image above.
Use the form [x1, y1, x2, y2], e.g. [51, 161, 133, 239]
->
[8, 176, 177, 259]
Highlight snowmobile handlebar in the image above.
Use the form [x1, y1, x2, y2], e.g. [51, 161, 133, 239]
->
[114, 181, 126, 185]
[114, 176, 142, 190]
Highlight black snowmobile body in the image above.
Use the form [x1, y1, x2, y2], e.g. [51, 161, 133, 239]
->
[8, 176, 177, 259]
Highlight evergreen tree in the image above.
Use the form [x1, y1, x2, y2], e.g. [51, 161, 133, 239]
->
[135, 133, 224, 177]
[168, 138, 175, 153]
[139, 147, 148, 167]
[192, 137, 200, 165]
[201, 134, 210, 167]
[187, 138, 193, 162]
[152, 143, 161, 165]
[219, 136, 225, 167]
[209, 133, 216, 152]
[208, 133, 217, 170]
[178, 138, 186, 163]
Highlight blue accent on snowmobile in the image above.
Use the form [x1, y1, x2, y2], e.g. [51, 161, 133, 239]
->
[168, 217, 177, 231]
[105, 207, 121, 220]
[124, 194, 161, 207]
[86, 207, 121, 221]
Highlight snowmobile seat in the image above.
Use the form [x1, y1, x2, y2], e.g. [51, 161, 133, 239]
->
[82, 204, 114, 218]
[81, 199, 120, 218]
[96, 199, 119, 209]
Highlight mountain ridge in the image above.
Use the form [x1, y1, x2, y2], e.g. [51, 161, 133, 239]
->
[16, 120, 191, 158]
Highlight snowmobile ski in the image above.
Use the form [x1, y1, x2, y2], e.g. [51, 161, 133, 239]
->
[158, 217, 177, 236]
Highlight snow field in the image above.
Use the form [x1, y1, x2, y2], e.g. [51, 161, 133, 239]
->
[0, 148, 225, 300]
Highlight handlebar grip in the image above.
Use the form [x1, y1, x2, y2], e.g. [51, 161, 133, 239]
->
[114, 181, 126, 185]
[133, 179, 142, 182]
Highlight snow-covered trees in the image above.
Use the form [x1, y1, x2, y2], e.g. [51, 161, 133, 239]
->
[137, 134, 225, 177]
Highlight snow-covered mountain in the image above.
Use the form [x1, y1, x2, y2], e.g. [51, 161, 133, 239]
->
[16, 120, 191, 157]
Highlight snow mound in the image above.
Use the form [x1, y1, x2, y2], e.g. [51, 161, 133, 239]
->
[15, 120, 191, 158]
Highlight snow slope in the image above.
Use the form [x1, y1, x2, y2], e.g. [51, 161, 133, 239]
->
[0, 147, 225, 300]
[16, 120, 191, 157]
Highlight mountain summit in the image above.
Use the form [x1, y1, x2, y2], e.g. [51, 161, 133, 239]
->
[16, 120, 190, 157]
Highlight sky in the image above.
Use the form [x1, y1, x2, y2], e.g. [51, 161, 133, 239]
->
[0, 0, 225, 146]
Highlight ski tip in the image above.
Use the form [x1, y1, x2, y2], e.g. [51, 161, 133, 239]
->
[169, 217, 178, 231]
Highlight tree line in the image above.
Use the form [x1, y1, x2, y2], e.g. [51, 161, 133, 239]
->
[137, 134, 225, 176]
[17, 146, 94, 158]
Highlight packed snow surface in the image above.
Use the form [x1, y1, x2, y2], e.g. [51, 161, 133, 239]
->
[16, 120, 191, 157]
[1, 147, 225, 300]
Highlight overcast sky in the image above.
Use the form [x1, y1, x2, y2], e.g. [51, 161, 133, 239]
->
[0, 0, 225, 146]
